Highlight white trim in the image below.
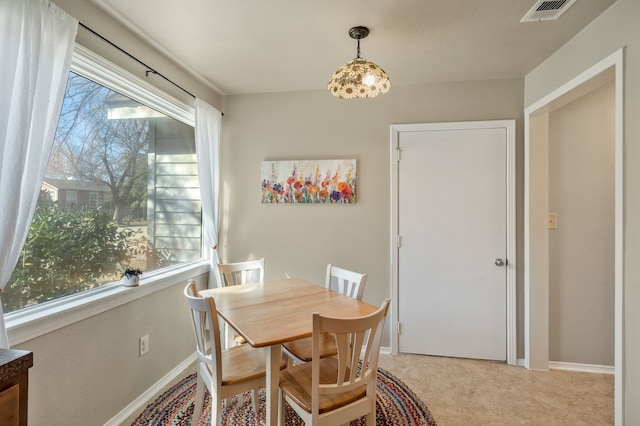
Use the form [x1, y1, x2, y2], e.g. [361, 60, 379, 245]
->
[104, 352, 197, 426]
[549, 361, 615, 375]
[72, 44, 194, 126]
[390, 120, 517, 365]
[389, 131, 399, 355]
[613, 48, 624, 426]
[504, 120, 517, 366]
[5, 261, 209, 346]
[523, 48, 624, 425]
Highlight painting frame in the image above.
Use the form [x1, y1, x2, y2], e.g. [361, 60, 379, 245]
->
[261, 159, 357, 204]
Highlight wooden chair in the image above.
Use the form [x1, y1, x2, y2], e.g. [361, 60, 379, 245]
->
[282, 264, 368, 364]
[217, 258, 264, 287]
[278, 298, 391, 426]
[324, 264, 367, 300]
[217, 258, 264, 346]
[183, 280, 286, 426]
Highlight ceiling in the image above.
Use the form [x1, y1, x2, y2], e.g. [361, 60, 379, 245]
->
[90, 0, 616, 96]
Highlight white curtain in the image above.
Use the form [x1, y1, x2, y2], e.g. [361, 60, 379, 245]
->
[0, 0, 78, 348]
[195, 98, 222, 289]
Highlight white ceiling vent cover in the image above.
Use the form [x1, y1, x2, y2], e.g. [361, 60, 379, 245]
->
[521, 0, 577, 22]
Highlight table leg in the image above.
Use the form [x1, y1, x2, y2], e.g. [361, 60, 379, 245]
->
[265, 344, 281, 426]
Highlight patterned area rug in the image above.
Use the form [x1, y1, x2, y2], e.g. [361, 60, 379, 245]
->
[132, 368, 437, 425]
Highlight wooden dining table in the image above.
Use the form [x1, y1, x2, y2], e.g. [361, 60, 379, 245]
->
[200, 278, 378, 426]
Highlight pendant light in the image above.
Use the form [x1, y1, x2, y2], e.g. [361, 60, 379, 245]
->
[327, 26, 391, 99]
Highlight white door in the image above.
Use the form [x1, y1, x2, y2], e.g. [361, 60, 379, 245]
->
[393, 121, 513, 361]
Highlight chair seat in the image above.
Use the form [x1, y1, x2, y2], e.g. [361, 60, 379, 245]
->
[282, 264, 368, 365]
[279, 357, 366, 414]
[220, 343, 286, 386]
[282, 332, 337, 363]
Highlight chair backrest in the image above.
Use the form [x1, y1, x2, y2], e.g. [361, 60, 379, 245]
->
[217, 258, 265, 287]
[312, 298, 391, 413]
[184, 280, 222, 384]
[325, 264, 368, 300]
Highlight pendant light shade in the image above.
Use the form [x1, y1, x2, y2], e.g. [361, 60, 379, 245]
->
[327, 26, 391, 99]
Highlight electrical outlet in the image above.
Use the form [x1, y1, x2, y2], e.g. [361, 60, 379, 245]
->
[139, 334, 149, 356]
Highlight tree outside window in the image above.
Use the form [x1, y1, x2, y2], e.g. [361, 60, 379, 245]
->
[2, 71, 201, 313]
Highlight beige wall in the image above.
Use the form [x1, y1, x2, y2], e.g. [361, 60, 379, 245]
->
[219, 80, 525, 350]
[525, 0, 639, 421]
[548, 80, 615, 366]
[14, 273, 207, 425]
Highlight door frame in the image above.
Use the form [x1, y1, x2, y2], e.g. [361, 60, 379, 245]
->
[524, 49, 623, 424]
[390, 120, 517, 365]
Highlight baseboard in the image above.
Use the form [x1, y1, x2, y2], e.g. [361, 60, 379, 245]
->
[380, 346, 391, 355]
[548, 360, 614, 375]
[104, 352, 197, 425]
[516, 358, 613, 375]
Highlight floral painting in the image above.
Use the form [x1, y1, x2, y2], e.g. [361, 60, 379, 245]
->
[261, 159, 357, 204]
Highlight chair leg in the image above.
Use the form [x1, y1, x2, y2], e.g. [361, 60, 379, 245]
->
[365, 410, 375, 426]
[193, 376, 205, 424]
[212, 398, 222, 426]
[279, 390, 285, 426]
[251, 389, 258, 416]
[223, 322, 230, 350]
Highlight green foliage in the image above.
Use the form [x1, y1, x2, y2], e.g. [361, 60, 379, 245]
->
[1, 194, 133, 314]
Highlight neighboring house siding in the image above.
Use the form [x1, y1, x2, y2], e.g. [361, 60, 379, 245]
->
[147, 119, 201, 265]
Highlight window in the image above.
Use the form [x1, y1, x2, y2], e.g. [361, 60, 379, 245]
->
[89, 192, 98, 209]
[66, 190, 77, 209]
[1, 46, 203, 315]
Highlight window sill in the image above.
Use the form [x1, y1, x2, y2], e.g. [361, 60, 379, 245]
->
[5, 260, 210, 346]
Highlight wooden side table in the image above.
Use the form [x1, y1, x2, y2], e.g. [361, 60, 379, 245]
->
[0, 349, 33, 426]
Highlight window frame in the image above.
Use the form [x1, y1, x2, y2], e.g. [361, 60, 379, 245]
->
[66, 190, 77, 209]
[5, 44, 209, 346]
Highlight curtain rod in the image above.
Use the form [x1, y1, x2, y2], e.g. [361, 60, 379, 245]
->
[79, 22, 196, 99]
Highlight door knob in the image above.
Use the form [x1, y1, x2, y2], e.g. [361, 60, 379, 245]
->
[495, 258, 506, 267]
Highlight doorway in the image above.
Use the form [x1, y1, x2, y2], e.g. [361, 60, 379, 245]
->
[390, 120, 516, 364]
[524, 49, 623, 422]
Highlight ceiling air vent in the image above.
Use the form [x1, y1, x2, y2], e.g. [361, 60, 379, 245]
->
[521, 0, 577, 22]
